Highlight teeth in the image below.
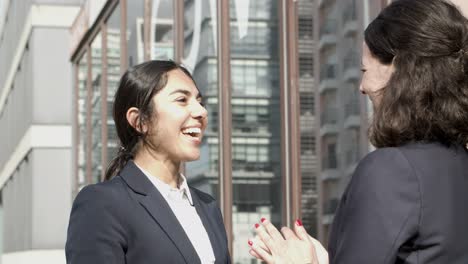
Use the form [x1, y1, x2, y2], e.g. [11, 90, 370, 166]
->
[182, 127, 201, 134]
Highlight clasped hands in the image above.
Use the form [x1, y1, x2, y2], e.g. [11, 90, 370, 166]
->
[248, 218, 329, 264]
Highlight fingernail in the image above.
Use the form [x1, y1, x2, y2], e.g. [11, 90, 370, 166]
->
[248, 240, 253, 246]
[260, 217, 266, 223]
[255, 223, 260, 229]
[296, 219, 303, 226]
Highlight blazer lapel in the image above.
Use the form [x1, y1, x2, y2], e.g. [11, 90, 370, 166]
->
[119, 161, 201, 264]
[191, 190, 225, 263]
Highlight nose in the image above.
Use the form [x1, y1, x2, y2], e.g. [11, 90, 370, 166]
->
[191, 101, 208, 120]
[359, 83, 366, 95]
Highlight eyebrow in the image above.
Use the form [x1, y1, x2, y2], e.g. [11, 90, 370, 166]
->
[169, 89, 202, 99]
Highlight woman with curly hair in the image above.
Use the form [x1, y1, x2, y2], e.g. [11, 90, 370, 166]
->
[249, 0, 468, 263]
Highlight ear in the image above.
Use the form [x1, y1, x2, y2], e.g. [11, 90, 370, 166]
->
[126, 107, 147, 133]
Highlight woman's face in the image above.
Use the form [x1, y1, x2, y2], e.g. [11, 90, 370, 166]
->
[146, 69, 207, 162]
[360, 42, 394, 108]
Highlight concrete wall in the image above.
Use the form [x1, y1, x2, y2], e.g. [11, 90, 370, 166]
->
[31, 27, 72, 124]
[1, 26, 73, 252]
[0, 0, 34, 87]
[3, 157, 33, 252]
[31, 148, 71, 249]
[0, 0, 78, 258]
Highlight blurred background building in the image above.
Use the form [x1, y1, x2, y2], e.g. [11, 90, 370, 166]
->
[0, 0, 467, 263]
[314, 0, 387, 244]
[68, 0, 321, 262]
[0, 0, 82, 263]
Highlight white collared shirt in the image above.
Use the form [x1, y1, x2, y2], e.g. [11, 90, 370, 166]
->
[136, 165, 216, 264]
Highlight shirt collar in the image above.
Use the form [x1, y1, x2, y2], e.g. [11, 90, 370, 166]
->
[135, 163, 193, 206]
[178, 174, 193, 205]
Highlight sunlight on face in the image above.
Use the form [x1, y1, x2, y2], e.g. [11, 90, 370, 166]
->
[146, 69, 208, 162]
[360, 42, 394, 109]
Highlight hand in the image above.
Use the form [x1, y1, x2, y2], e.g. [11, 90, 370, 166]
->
[248, 233, 328, 264]
[308, 234, 329, 264]
[248, 219, 328, 264]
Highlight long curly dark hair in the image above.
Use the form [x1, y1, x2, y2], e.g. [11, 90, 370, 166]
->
[365, 0, 468, 148]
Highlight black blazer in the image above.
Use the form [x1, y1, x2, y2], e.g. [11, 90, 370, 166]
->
[66, 161, 231, 264]
[328, 143, 468, 264]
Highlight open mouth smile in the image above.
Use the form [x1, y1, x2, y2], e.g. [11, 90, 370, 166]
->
[181, 127, 202, 144]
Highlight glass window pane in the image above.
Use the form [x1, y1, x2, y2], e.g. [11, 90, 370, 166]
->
[91, 33, 103, 183]
[127, 0, 145, 66]
[230, 0, 282, 262]
[297, 0, 318, 237]
[106, 4, 121, 167]
[77, 53, 88, 190]
[184, 0, 219, 200]
[151, 0, 174, 60]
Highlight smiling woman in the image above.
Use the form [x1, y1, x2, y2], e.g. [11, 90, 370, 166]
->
[126, 68, 208, 169]
[65, 60, 230, 264]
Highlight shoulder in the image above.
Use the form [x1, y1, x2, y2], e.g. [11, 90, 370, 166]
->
[75, 176, 125, 199]
[397, 142, 467, 163]
[357, 147, 411, 174]
[360, 142, 466, 173]
[67, 178, 129, 258]
[68, 177, 130, 236]
[71, 176, 128, 213]
[351, 147, 417, 191]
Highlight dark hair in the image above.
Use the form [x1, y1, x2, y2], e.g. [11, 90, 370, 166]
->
[105, 60, 196, 180]
[365, 0, 468, 148]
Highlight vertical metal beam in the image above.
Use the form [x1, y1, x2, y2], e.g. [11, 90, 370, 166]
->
[217, 0, 233, 257]
[144, 0, 152, 61]
[174, 0, 184, 63]
[285, 0, 302, 225]
[101, 22, 108, 182]
[120, 0, 128, 73]
[279, 0, 291, 227]
[279, 0, 303, 228]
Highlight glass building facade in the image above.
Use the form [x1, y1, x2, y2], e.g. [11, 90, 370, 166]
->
[69, 0, 381, 262]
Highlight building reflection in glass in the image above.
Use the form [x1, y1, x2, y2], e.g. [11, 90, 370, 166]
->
[229, 1, 282, 262]
[91, 33, 102, 183]
[106, 3, 121, 169]
[77, 52, 88, 192]
[150, 0, 174, 60]
[183, 0, 220, 200]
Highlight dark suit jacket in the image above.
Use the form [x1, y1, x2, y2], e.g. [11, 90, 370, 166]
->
[328, 143, 468, 264]
[66, 161, 231, 264]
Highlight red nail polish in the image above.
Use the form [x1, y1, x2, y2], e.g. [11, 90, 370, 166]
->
[261, 218, 266, 223]
[255, 223, 260, 228]
[248, 240, 253, 246]
[296, 219, 303, 226]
